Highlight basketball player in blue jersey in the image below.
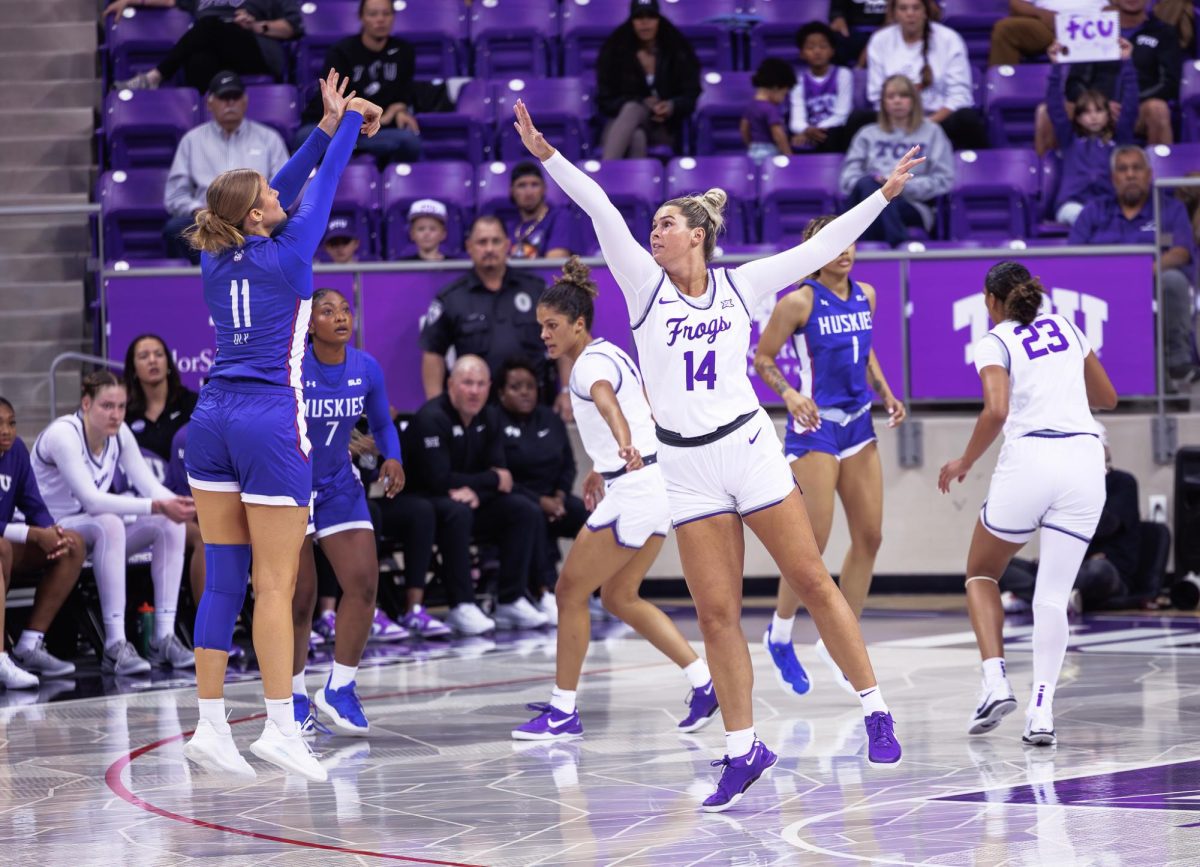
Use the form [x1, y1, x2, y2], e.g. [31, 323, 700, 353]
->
[290, 287, 403, 737]
[940, 262, 1116, 747]
[515, 99, 921, 811]
[182, 69, 382, 781]
[754, 215, 906, 697]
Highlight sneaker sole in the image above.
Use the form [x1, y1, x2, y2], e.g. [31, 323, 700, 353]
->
[105, 663, 151, 676]
[184, 740, 257, 778]
[511, 728, 582, 741]
[867, 751, 904, 767]
[14, 659, 75, 678]
[249, 738, 329, 781]
[700, 755, 777, 813]
[313, 692, 370, 738]
[1022, 731, 1057, 747]
[676, 706, 720, 734]
[968, 697, 1018, 736]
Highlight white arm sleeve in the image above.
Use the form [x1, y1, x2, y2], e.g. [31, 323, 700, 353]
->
[117, 425, 174, 500]
[788, 83, 808, 134]
[3, 524, 30, 544]
[40, 423, 153, 516]
[730, 190, 890, 308]
[541, 151, 663, 321]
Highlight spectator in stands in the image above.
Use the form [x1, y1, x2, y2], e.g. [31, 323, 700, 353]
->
[1045, 39, 1138, 225]
[1034, 0, 1183, 154]
[319, 216, 361, 264]
[742, 59, 798, 161]
[108, 0, 302, 93]
[1176, 172, 1200, 251]
[596, 0, 702, 160]
[0, 398, 85, 684]
[1069, 145, 1199, 384]
[790, 22, 855, 154]
[494, 358, 587, 626]
[829, 0, 888, 66]
[840, 74, 955, 246]
[420, 216, 572, 418]
[162, 72, 289, 263]
[989, 0, 1108, 67]
[402, 355, 549, 634]
[866, 0, 988, 150]
[403, 200, 450, 262]
[295, 0, 421, 167]
[507, 162, 583, 260]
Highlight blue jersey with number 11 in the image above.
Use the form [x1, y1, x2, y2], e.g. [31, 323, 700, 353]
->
[790, 277, 873, 414]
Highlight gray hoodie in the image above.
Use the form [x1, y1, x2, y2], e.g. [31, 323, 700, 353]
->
[839, 118, 955, 230]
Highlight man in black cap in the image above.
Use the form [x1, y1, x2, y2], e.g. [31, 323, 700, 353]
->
[320, 216, 363, 264]
[162, 71, 289, 262]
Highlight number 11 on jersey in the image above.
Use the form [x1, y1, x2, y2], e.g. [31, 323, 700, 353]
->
[684, 350, 717, 391]
[229, 279, 252, 329]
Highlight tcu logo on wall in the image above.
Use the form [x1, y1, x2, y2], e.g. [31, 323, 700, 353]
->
[952, 288, 1109, 366]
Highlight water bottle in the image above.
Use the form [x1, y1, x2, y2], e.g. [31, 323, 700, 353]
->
[138, 602, 155, 656]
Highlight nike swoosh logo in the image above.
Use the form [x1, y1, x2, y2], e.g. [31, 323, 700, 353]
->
[658, 298, 678, 305]
[537, 430, 549, 438]
[859, 688, 877, 698]
[547, 716, 573, 730]
[748, 429, 761, 445]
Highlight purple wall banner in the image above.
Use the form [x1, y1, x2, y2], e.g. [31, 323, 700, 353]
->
[907, 255, 1155, 399]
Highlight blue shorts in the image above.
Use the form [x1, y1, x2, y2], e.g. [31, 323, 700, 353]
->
[307, 471, 373, 539]
[186, 384, 312, 507]
[784, 409, 877, 462]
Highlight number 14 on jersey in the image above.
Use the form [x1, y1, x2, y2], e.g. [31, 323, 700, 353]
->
[684, 350, 717, 391]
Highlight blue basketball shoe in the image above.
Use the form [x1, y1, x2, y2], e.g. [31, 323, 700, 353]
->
[762, 625, 812, 696]
[314, 679, 370, 737]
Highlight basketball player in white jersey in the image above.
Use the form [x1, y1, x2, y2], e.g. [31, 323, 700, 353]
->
[514, 99, 922, 811]
[939, 262, 1117, 746]
[32, 371, 196, 676]
[513, 258, 720, 742]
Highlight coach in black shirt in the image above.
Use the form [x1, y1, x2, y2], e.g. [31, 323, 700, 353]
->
[403, 355, 548, 633]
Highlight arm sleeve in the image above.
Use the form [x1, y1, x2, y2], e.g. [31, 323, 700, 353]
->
[541, 151, 663, 320]
[365, 356, 402, 463]
[789, 83, 808, 134]
[822, 68, 853, 128]
[1046, 65, 1075, 148]
[164, 135, 201, 216]
[39, 424, 153, 516]
[412, 412, 454, 494]
[1114, 62, 1139, 143]
[973, 332, 1010, 373]
[731, 190, 889, 308]
[939, 33, 974, 112]
[271, 125, 333, 211]
[273, 110, 363, 276]
[118, 426, 174, 501]
[2, 524, 29, 544]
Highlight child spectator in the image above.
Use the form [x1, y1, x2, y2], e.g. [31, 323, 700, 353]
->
[741, 58, 798, 162]
[319, 216, 362, 264]
[404, 199, 449, 262]
[789, 21, 855, 154]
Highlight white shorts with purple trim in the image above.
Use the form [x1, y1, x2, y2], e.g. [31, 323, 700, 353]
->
[586, 463, 670, 548]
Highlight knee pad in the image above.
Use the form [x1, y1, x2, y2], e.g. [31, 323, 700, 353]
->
[194, 543, 251, 650]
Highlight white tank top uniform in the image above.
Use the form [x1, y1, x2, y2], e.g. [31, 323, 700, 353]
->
[570, 338, 670, 547]
[542, 151, 889, 525]
[973, 312, 1105, 544]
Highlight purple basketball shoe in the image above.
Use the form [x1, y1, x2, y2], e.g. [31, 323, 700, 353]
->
[701, 739, 778, 812]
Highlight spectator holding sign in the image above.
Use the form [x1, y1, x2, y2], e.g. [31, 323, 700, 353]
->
[989, 1, 1108, 68]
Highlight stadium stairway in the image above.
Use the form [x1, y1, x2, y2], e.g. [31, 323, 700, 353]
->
[0, 0, 98, 433]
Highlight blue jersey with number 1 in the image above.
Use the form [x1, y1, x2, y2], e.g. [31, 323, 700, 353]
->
[303, 345, 402, 491]
[790, 277, 873, 415]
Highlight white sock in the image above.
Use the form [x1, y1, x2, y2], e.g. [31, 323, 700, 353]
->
[197, 697, 228, 731]
[1029, 682, 1055, 713]
[981, 657, 1008, 685]
[725, 727, 756, 758]
[154, 610, 176, 641]
[265, 697, 298, 735]
[550, 686, 576, 714]
[769, 614, 795, 644]
[15, 630, 42, 655]
[104, 620, 126, 649]
[328, 662, 357, 691]
[292, 671, 306, 696]
[683, 658, 711, 689]
[0, 652, 8, 663]
[858, 685, 888, 716]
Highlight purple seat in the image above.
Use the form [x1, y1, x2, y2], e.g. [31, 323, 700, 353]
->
[392, 2, 468, 77]
[104, 89, 200, 170]
[98, 169, 170, 260]
[245, 84, 300, 144]
[295, 2, 361, 91]
[986, 64, 1052, 148]
[572, 159, 663, 242]
[673, 0, 740, 72]
[758, 153, 841, 244]
[852, 66, 871, 112]
[1146, 143, 1200, 184]
[1179, 59, 1200, 143]
[745, 0, 829, 68]
[106, 7, 193, 81]
[469, 0, 557, 79]
[560, 1, 628, 76]
[383, 161, 475, 258]
[415, 79, 495, 163]
[694, 71, 755, 155]
[949, 149, 1039, 240]
[292, 162, 382, 255]
[940, 0, 1008, 66]
[666, 156, 758, 244]
[1034, 151, 1069, 237]
[494, 77, 594, 160]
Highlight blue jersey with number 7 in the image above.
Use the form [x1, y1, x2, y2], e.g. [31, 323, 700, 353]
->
[200, 113, 362, 393]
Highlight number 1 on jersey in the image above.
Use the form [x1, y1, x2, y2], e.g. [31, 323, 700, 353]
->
[229, 279, 252, 329]
[684, 350, 717, 391]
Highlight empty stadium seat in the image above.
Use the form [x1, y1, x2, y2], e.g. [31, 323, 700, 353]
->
[293, 162, 382, 257]
[940, 0, 1008, 67]
[415, 79, 495, 163]
[758, 153, 841, 243]
[383, 161, 475, 259]
[573, 159, 663, 240]
[494, 77, 594, 160]
[1180, 60, 1200, 143]
[245, 84, 300, 144]
[694, 71, 755, 155]
[104, 89, 200, 170]
[673, 0, 740, 71]
[948, 149, 1039, 240]
[295, 1, 361, 91]
[1146, 143, 1200, 183]
[392, 1, 468, 77]
[560, 0, 629, 76]
[105, 6, 193, 81]
[98, 169, 170, 260]
[666, 156, 758, 244]
[986, 64, 1052, 148]
[469, 0, 557, 78]
[745, 0, 829, 68]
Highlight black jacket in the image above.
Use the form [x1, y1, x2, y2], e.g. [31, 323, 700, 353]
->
[497, 404, 575, 501]
[1066, 17, 1183, 103]
[1088, 469, 1142, 581]
[303, 35, 416, 123]
[596, 19, 702, 124]
[127, 388, 198, 462]
[828, 0, 887, 28]
[401, 395, 506, 501]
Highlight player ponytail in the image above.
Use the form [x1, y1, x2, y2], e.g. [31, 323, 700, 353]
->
[540, 256, 598, 330]
[184, 168, 262, 255]
[985, 261, 1044, 326]
[662, 189, 727, 261]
